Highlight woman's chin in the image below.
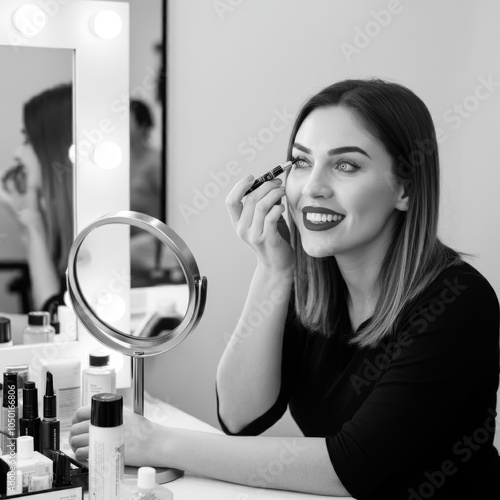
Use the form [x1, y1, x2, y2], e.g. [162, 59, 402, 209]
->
[302, 244, 337, 259]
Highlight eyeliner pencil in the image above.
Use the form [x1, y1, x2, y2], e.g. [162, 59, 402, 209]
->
[244, 159, 298, 196]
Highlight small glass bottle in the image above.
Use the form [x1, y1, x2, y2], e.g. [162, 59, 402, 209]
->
[22, 312, 55, 344]
[124, 467, 173, 499]
[82, 351, 116, 406]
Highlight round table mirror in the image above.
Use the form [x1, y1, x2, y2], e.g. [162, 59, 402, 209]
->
[66, 211, 207, 483]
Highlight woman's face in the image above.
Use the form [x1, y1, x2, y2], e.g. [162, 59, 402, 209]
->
[285, 106, 408, 259]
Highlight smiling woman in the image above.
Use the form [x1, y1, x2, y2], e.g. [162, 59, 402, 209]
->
[66, 77, 500, 498]
[213, 79, 500, 497]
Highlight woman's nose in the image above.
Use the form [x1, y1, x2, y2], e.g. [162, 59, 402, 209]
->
[301, 166, 334, 199]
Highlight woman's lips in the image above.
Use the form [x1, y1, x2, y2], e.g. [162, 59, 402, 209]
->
[302, 206, 345, 231]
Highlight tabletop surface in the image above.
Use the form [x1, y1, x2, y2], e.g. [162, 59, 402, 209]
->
[75, 391, 353, 499]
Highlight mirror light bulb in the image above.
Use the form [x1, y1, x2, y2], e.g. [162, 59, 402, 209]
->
[92, 142, 123, 170]
[12, 5, 47, 37]
[90, 10, 123, 39]
[68, 144, 76, 164]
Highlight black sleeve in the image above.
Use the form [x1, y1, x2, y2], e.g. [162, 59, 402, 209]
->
[216, 296, 304, 436]
[326, 271, 500, 498]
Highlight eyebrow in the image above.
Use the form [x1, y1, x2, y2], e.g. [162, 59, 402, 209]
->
[292, 142, 372, 160]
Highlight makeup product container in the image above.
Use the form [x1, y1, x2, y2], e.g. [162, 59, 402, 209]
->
[89, 393, 124, 500]
[122, 467, 173, 499]
[1, 435, 52, 493]
[5, 364, 30, 414]
[1, 372, 18, 454]
[19, 381, 41, 452]
[40, 372, 60, 452]
[82, 352, 116, 407]
[39, 358, 81, 431]
[23, 312, 55, 344]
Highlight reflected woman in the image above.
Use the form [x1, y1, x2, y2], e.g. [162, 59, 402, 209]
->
[0, 83, 73, 312]
[70, 79, 500, 498]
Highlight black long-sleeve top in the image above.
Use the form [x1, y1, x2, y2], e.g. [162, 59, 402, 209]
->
[216, 261, 500, 499]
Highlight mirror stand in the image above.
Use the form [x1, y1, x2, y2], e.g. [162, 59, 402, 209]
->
[67, 211, 207, 485]
[124, 354, 184, 483]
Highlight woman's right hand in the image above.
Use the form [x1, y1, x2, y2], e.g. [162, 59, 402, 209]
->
[0, 163, 42, 231]
[226, 176, 295, 272]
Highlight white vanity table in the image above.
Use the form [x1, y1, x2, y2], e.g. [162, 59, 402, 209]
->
[71, 392, 354, 500]
[145, 396, 354, 500]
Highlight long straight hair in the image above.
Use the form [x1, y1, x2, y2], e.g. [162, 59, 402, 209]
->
[286, 79, 466, 348]
[24, 83, 73, 278]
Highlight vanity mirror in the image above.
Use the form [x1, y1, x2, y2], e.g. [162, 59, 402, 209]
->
[0, 0, 130, 377]
[0, 0, 166, 321]
[66, 210, 207, 483]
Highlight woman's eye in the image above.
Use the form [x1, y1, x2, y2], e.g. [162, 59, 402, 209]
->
[335, 160, 359, 173]
[292, 157, 310, 169]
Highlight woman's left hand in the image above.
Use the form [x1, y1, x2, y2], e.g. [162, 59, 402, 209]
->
[69, 406, 167, 467]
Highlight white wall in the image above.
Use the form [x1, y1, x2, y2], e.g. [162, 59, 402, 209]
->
[148, 0, 500, 436]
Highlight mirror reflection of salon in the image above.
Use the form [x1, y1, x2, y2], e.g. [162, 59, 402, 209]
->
[75, 224, 188, 337]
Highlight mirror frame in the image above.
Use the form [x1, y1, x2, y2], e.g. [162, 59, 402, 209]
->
[0, 1, 130, 382]
[67, 211, 207, 357]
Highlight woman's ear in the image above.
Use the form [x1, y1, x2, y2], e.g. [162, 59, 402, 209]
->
[395, 182, 410, 212]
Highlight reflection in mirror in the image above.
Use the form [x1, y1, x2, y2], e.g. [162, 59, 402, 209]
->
[0, 46, 73, 327]
[75, 224, 188, 339]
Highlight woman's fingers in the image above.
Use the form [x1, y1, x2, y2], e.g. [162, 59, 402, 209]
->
[235, 179, 284, 232]
[249, 184, 286, 239]
[226, 175, 255, 223]
[72, 406, 91, 424]
[74, 446, 89, 462]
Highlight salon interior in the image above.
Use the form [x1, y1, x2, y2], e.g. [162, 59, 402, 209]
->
[0, 0, 499, 498]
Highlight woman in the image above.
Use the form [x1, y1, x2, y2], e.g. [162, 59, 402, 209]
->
[70, 79, 500, 498]
[0, 83, 73, 312]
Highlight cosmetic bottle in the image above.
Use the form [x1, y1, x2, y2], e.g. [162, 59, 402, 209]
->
[5, 364, 30, 415]
[124, 467, 173, 499]
[1, 435, 52, 493]
[19, 381, 41, 452]
[89, 393, 124, 500]
[40, 371, 60, 452]
[23, 312, 55, 344]
[1, 372, 18, 454]
[29, 461, 52, 492]
[0, 317, 13, 347]
[82, 351, 116, 406]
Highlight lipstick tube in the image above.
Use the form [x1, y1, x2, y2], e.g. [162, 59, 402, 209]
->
[41, 372, 60, 452]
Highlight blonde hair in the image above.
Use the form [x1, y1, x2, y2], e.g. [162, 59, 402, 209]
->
[286, 79, 467, 348]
